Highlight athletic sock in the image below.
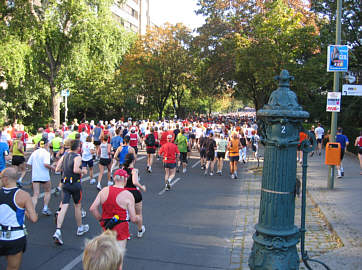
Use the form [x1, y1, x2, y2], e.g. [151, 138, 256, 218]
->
[43, 205, 48, 211]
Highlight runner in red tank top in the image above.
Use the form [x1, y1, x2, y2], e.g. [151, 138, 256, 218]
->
[90, 169, 141, 249]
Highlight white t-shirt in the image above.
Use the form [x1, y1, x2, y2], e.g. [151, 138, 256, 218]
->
[63, 130, 71, 140]
[80, 132, 88, 143]
[315, 127, 324, 139]
[47, 132, 55, 143]
[27, 148, 51, 182]
[82, 142, 95, 161]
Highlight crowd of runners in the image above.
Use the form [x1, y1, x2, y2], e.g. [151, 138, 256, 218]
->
[3, 112, 358, 270]
[0, 113, 264, 269]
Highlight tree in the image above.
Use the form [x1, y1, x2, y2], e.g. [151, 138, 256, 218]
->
[1, 0, 132, 127]
[120, 23, 195, 119]
[195, 0, 322, 110]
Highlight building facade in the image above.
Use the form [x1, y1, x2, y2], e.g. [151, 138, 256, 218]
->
[111, 0, 151, 35]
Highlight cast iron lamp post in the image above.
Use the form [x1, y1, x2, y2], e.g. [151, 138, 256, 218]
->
[249, 70, 309, 270]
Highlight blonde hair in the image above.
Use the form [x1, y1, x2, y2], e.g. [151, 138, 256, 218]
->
[83, 230, 125, 270]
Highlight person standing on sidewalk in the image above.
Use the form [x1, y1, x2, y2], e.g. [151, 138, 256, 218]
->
[27, 139, 54, 216]
[0, 167, 38, 270]
[159, 135, 179, 191]
[336, 127, 349, 178]
[53, 139, 89, 245]
[354, 131, 362, 175]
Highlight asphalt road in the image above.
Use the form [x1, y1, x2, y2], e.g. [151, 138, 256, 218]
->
[0, 149, 247, 270]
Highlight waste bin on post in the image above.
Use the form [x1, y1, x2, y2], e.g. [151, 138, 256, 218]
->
[325, 142, 341, 165]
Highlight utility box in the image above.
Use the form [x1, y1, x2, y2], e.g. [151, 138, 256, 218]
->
[325, 142, 341, 165]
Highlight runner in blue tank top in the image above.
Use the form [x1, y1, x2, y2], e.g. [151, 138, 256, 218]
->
[114, 136, 136, 168]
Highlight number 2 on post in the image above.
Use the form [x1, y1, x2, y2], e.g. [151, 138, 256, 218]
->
[281, 125, 286, 134]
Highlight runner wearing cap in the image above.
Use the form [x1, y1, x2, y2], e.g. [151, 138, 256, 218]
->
[90, 169, 141, 249]
[159, 135, 180, 191]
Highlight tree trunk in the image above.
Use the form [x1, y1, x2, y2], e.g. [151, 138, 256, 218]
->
[51, 86, 60, 129]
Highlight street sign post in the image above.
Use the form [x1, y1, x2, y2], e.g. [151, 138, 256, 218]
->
[326, 92, 341, 112]
[327, 45, 348, 72]
[61, 89, 70, 123]
[342, 84, 362, 96]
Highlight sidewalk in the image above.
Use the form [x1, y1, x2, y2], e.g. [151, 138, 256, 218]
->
[300, 151, 362, 269]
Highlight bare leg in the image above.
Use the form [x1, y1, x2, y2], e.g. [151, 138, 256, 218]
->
[74, 203, 82, 227]
[56, 203, 69, 228]
[31, 182, 40, 209]
[97, 165, 104, 185]
[135, 202, 143, 231]
[6, 252, 23, 270]
[43, 181, 52, 208]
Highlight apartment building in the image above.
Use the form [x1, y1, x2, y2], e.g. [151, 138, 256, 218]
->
[111, 0, 151, 35]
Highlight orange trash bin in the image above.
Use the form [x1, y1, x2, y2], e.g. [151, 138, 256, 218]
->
[325, 142, 341, 165]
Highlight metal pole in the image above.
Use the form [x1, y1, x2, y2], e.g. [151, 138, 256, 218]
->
[327, 0, 342, 189]
[65, 95, 68, 123]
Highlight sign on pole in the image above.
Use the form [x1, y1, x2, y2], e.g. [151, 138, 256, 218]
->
[342, 84, 362, 96]
[327, 45, 348, 72]
[326, 92, 341, 112]
[61, 89, 70, 97]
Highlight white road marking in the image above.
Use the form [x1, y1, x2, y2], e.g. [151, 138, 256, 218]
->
[61, 253, 83, 270]
[192, 160, 201, 168]
[137, 156, 146, 161]
[158, 177, 181, 195]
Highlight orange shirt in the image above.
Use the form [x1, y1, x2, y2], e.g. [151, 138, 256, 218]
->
[299, 132, 308, 144]
[228, 138, 240, 157]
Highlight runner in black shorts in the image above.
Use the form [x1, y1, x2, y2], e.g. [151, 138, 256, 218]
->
[122, 154, 146, 238]
[53, 140, 89, 245]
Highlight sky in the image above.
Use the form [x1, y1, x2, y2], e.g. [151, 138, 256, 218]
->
[149, 0, 205, 30]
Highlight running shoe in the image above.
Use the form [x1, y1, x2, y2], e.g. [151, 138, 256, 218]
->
[137, 225, 146, 238]
[53, 230, 63, 245]
[182, 168, 186, 173]
[81, 209, 86, 218]
[231, 174, 235, 179]
[176, 167, 180, 173]
[209, 172, 214, 176]
[149, 167, 152, 173]
[90, 178, 96, 184]
[234, 174, 238, 179]
[341, 171, 344, 177]
[97, 183, 102, 191]
[107, 181, 114, 186]
[165, 181, 171, 191]
[77, 224, 89, 236]
[42, 208, 52, 216]
[16, 180, 23, 188]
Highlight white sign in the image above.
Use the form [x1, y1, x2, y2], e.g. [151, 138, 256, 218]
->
[326, 92, 341, 112]
[342, 84, 362, 96]
[61, 89, 70, 97]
